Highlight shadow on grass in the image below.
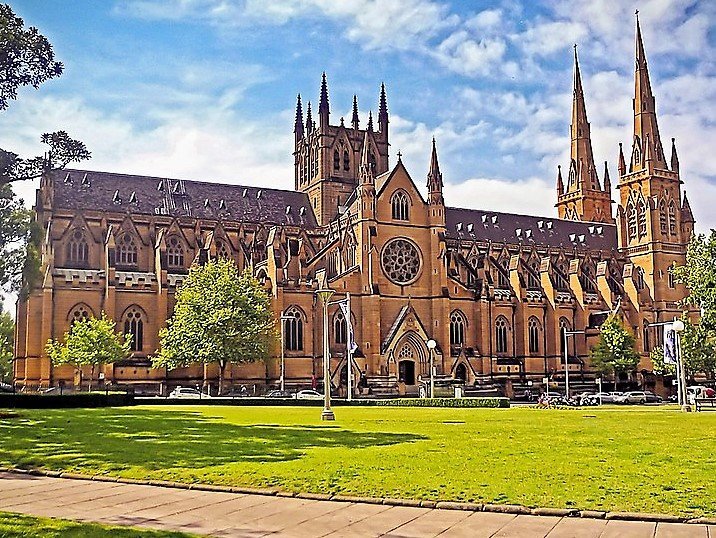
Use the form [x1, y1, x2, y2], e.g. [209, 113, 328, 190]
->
[1, 408, 424, 471]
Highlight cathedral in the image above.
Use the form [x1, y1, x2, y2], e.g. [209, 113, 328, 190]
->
[14, 18, 695, 396]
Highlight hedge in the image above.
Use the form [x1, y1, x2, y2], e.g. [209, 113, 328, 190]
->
[372, 397, 509, 408]
[0, 393, 134, 409]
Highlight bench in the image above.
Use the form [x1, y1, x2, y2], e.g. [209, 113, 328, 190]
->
[695, 398, 716, 412]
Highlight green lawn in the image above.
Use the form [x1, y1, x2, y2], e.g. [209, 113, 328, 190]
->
[0, 511, 197, 537]
[1, 405, 714, 517]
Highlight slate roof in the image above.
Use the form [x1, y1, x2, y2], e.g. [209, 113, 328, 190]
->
[445, 207, 618, 251]
[51, 169, 318, 228]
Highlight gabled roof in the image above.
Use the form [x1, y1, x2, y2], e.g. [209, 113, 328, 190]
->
[50, 169, 318, 228]
[445, 207, 617, 251]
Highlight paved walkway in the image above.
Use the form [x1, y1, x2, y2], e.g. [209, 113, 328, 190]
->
[1, 472, 714, 537]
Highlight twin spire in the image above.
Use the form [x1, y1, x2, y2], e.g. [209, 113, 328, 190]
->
[293, 74, 389, 140]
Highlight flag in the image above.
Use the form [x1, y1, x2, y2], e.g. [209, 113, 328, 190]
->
[338, 299, 358, 353]
[663, 323, 677, 364]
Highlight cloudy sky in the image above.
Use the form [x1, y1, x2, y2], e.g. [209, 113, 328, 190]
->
[3, 0, 715, 234]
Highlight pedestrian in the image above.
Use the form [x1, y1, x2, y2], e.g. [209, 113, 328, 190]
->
[311, 373, 317, 390]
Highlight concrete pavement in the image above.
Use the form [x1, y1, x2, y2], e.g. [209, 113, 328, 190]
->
[0, 472, 714, 537]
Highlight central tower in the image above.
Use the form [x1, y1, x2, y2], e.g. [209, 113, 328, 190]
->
[294, 74, 389, 225]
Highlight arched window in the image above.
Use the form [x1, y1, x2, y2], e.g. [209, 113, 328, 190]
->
[581, 265, 596, 292]
[216, 241, 231, 260]
[368, 151, 376, 173]
[344, 235, 356, 269]
[391, 190, 410, 221]
[69, 304, 92, 328]
[528, 316, 540, 354]
[555, 263, 569, 292]
[659, 200, 667, 234]
[167, 236, 184, 269]
[634, 266, 645, 290]
[637, 197, 648, 237]
[123, 307, 145, 352]
[343, 150, 350, 171]
[528, 262, 541, 290]
[284, 306, 304, 351]
[450, 310, 466, 346]
[117, 234, 138, 267]
[634, 138, 641, 164]
[643, 324, 651, 353]
[559, 317, 571, 356]
[495, 316, 509, 354]
[627, 202, 637, 241]
[497, 259, 509, 289]
[333, 149, 340, 171]
[67, 229, 89, 266]
[334, 310, 347, 345]
[668, 201, 677, 235]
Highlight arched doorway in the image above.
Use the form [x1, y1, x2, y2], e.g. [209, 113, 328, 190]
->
[455, 363, 467, 382]
[396, 340, 419, 385]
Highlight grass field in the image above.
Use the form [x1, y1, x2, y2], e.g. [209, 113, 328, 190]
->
[0, 511, 197, 537]
[1, 405, 715, 517]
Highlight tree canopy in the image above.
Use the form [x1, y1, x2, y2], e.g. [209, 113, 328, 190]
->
[672, 231, 716, 332]
[46, 313, 131, 389]
[0, 3, 90, 292]
[589, 314, 640, 377]
[154, 259, 277, 391]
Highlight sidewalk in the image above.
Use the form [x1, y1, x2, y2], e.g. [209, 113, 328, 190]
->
[0, 472, 713, 537]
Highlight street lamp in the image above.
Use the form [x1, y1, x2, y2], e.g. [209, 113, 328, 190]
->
[279, 315, 293, 393]
[672, 318, 689, 412]
[316, 288, 335, 421]
[426, 339, 437, 399]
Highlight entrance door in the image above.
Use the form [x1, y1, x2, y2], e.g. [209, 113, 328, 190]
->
[455, 363, 467, 382]
[398, 360, 416, 385]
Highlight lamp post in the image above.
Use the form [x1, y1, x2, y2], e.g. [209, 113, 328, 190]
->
[672, 318, 689, 412]
[316, 287, 335, 421]
[426, 339, 437, 399]
[563, 329, 585, 398]
[279, 315, 292, 393]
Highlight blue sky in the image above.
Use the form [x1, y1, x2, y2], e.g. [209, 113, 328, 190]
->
[3, 0, 715, 233]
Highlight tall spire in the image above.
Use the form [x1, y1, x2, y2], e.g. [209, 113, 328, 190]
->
[378, 83, 388, 134]
[603, 161, 612, 194]
[618, 142, 626, 176]
[556, 165, 564, 195]
[427, 137, 444, 206]
[318, 72, 329, 130]
[367, 110, 374, 132]
[682, 192, 694, 223]
[351, 95, 360, 130]
[569, 45, 598, 192]
[359, 130, 374, 185]
[294, 94, 304, 141]
[670, 137, 680, 173]
[305, 101, 313, 134]
[631, 12, 666, 172]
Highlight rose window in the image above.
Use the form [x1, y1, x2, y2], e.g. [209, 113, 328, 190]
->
[381, 238, 421, 284]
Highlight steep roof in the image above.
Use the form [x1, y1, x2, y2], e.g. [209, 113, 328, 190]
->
[445, 207, 617, 251]
[51, 169, 318, 228]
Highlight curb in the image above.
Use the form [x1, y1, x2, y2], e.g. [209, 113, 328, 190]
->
[1, 467, 708, 524]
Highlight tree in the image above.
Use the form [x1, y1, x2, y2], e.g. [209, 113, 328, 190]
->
[0, 302, 13, 382]
[672, 231, 716, 333]
[679, 317, 716, 380]
[154, 259, 277, 393]
[46, 313, 131, 390]
[0, 3, 90, 292]
[590, 314, 640, 385]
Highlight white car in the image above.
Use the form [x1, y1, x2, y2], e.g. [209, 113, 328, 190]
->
[169, 387, 211, 399]
[296, 389, 323, 400]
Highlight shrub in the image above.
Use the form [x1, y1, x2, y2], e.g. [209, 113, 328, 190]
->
[372, 397, 509, 408]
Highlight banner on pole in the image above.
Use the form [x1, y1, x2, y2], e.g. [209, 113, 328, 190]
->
[664, 323, 677, 364]
[338, 299, 358, 353]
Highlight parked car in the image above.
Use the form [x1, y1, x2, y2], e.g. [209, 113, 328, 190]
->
[296, 389, 323, 400]
[616, 391, 648, 404]
[583, 392, 622, 405]
[265, 390, 295, 399]
[220, 386, 250, 398]
[643, 391, 662, 403]
[0, 383, 14, 393]
[168, 387, 211, 399]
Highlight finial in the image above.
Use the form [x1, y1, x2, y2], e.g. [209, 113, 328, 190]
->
[397, 150, 402, 161]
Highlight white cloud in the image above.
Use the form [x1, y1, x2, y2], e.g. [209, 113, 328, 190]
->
[444, 176, 555, 217]
[434, 32, 507, 77]
[516, 20, 588, 57]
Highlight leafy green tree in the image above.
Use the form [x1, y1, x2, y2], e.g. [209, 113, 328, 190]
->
[0, 302, 13, 382]
[590, 314, 640, 384]
[46, 313, 131, 390]
[649, 346, 674, 376]
[155, 259, 277, 393]
[672, 231, 716, 332]
[0, 3, 89, 291]
[680, 317, 716, 380]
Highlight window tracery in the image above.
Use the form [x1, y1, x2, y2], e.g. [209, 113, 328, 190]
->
[381, 238, 421, 285]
